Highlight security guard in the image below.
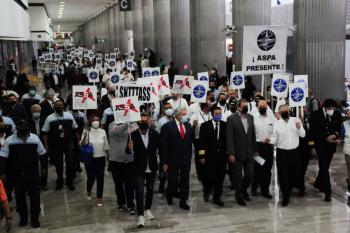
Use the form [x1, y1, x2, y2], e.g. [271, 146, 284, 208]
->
[0, 119, 46, 228]
[42, 100, 80, 191]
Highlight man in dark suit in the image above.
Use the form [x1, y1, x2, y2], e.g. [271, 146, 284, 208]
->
[309, 98, 342, 202]
[199, 106, 227, 206]
[227, 98, 257, 206]
[162, 108, 192, 210]
[128, 113, 159, 227]
[39, 89, 55, 128]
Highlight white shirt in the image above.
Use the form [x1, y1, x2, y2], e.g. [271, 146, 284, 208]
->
[168, 98, 189, 113]
[222, 110, 233, 122]
[190, 111, 211, 139]
[175, 119, 186, 134]
[188, 103, 200, 118]
[85, 128, 109, 158]
[253, 112, 275, 142]
[140, 130, 151, 173]
[270, 117, 306, 150]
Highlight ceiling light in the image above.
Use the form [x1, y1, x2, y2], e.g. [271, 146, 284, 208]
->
[59, 1, 65, 4]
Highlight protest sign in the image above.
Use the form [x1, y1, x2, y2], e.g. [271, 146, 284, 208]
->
[197, 72, 209, 81]
[230, 72, 245, 89]
[271, 73, 289, 97]
[87, 69, 100, 83]
[72, 86, 97, 110]
[294, 75, 309, 98]
[116, 83, 157, 104]
[191, 80, 208, 103]
[289, 83, 306, 107]
[112, 97, 141, 124]
[172, 75, 194, 95]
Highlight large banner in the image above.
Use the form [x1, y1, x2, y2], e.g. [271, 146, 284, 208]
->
[112, 97, 140, 124]
[230, 72, 245, 90]
[172, 75, 194, 95]
[191, 80, 208, 103]
[242, 25, 288, 75]
[115, 83, 157, 104]
[271, 73, 289, 97]
[289, 83, 306, 107]
[72, 86, 97, 110]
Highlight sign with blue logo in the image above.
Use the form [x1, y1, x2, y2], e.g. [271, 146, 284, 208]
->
[88, 69, 100, 83]
[191, 80, 208, 103]
[197, 72, 209, 82]
[271, 73, 289, 97]
[294, 75, 308, 97]
[110, 72, 120, 85]
[289, 83, 306, 107]
[108, 59, 116, 69]
[129, 50, 135, 58]
[110, 53, 117, 60]
[230, 72, 245, 89]
[142, 68, 152, 77]
[151, 67, 160, 76]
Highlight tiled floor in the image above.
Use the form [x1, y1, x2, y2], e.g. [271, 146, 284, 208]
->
[5, 151, 350, 233]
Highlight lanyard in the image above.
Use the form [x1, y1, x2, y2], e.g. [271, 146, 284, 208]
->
[199, 111, 210, 122]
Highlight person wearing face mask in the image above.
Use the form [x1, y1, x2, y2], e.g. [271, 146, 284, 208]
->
[167, 93, 189, 114]
[0, 119, 46, 228]
[214, 93, 228, 114]
[198, 106, 227, 206]
[309, 99, 342, 202]
[341, 110, 350, 200]
[21, 86, 42, 116]
[127, 113, 160, 227]
[251, 100, 275, 199]
[222, 97, 237, 123]
[42, 100, 80, 191]
[3, 94, 28, 123]
[226, 99, 257, 206]
[161, 108, 193, 210]
[80, 115, 109, 207]
[269, 105, 305, 206]
[121, 68, 135, 83]
[0, 105, 16, 137]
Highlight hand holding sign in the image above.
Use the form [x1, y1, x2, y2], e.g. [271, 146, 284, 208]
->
[112, 97, 141, 124]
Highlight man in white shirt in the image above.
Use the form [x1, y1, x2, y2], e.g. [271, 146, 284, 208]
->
[167, 93, 189, 114]
[251, 100, 275, 199]
[268, 105, 305, 207]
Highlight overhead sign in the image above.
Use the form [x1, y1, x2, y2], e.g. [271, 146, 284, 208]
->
[289, 83, 306, 107]
[294, 75, 309, 98]
[72, 86, 97, 110]
[230, 72, 245, 90]
[242, 25, 288, 75]
[191, 80, 208, 103]
[120, 0, 131, 11]
[197, 72, 209, 81]
[112, 97, 140, 124]
[87, 69, 100, 83]
[271, 73, 289, 97]
[115, 83, 157, 104]
[172, 75, 194, 95]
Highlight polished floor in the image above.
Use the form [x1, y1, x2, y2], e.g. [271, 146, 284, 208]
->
[4, 150, 350, 233]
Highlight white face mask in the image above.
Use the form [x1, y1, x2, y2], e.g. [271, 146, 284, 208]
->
[327, 109, 334, 116]
[91, 121, 100, 129]
[165, 109, 173, 117]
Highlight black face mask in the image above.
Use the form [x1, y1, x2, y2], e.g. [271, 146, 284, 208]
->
[230, 107, 237, 113]
[17, 127, 29, 137]
[210, 97, 215, 103]
[138, 122, 149, 131]
[55, 108, 64, 116]
[219, 100, 227, 105]
[0, 127, 6, 134]
[9, 101, 16, 106]
[281, 111, 289, 119]
[109, 91, 115, 96]
[259, 107, 267, 115]
[241, 106, 248, 114]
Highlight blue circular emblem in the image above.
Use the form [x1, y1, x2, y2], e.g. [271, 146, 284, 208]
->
[129, 51, 135, 57]
[291, 87, 304, 102]
[109, 61, 115, 67]
[232, 75, 243, 86]
[273, 79, 287, 93]
[193, 85, 206, 99]
[152, 70, 160, 76]
[89, 71, 98, 80]
[257, 30, 276, 51]
[199, 76, 208, 81]
[128, 61, 133, 67]
[111, 75, 120, 83]
[144, 71, 151, 77]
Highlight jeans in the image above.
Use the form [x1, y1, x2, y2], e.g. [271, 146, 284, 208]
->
[85, 157, 106, 198]
[135, 172, 155, 216]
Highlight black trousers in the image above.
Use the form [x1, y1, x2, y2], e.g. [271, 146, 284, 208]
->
[135, 172, 155, 216]
[297, 139, 310, 192]
[202, 156, 226, 201]
[252, 143, 274, 194]
[315, 146, 334, 195]
[109, 161, 135, 208]
[231, 158, 254, 199]
[51, 143, 75, 186]
[13, 174, 40, 220]
[167, 165, 190, 204]
[193, 139, 205, 181]
[276, 148, 302, 199]
[85, 157, 106, 198]
[40, 154, 48, 187]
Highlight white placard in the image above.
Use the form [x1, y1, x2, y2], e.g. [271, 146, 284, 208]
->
[197, 72, 209, 81]
[151, 67, 160, 76]
[289, 83, 306, 107]
[172, 75, 194, 95]
[158, 74, 171, 96]
[191, 80, 208, 103]
[142, 67, 152, 77]
[115, 83, 157, 104]
[294, 75, 309, 98]
[87, 69, 100, 83]
[112, 97, 141, 124]
[39, 56, 45, 63]
[137, 78, 159, 103]
[110, 72, 122, 85]
[230, 72, 245, 90]
[126, 59, 134, 71]
[110, 53, 117, 60]
[271, 73, 289, 97]
[72, 86, 98, 110]
[129, 50, 135, 58]
[114, 48, 120, 54]
[242, 25, 288, 75]
[107, 59, 117, 69]
[88, 52, 95, 59]
[95, 58, 102, 67]
[105, 54, 109, 60]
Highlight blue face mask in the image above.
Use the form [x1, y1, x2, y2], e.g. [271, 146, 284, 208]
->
[213, 115, 222, 122]
[181, 115, 189, 123]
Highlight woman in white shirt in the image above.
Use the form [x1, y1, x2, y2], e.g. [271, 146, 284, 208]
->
[121, 68, 135, 83]
[80, 114, 110, 207]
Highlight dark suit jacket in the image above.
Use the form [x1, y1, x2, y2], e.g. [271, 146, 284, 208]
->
[226, 112, 257, 161]
[4, 103, 28, 124]
[129, 129, 160, 174]
[199, 120, 227, 163]
[39, 99, 54, 128]
[161, 120, 193, 168]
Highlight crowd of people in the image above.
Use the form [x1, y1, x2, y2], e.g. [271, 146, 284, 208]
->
[0, 46, 349, 231]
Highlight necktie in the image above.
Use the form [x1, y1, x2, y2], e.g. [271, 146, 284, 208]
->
[215, 122, 219, 140]
[179, 122, 185, 140]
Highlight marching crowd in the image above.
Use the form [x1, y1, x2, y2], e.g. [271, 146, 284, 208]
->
[0, 47, 349, 231]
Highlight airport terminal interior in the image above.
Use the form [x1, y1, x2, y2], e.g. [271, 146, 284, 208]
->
[1, 0, 350, 232]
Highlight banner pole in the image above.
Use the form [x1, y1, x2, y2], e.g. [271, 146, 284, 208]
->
[261, 75, 265, 96]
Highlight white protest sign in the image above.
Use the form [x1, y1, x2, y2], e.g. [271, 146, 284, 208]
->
[126, 59, 134, 71]
[72, 86, 97, 110]
[137, 78, 159, 103]
[129, 50, 135, 58]
[95, 58, 103, 67]
[242, 25, 288, 75]
[112, 97, 141, 124]
[39, 56, 45, 63]
[191, 80, 208, 103]
[289, 83, 306, 107]
[197, 72, 209, 81]
[271, 73, 289, 97]
[116, 83, 157, 104]
[172, 75, 194, 95]
[88, 51, 95, 60]
[157, 74, 171, 96]
[107, 59, 117, 69]
[110, 53, 117, 60]
[230, 72, 245, 90]
[87, 69, 100, 83]
[67, 54, 73, 61]
[151, 67, 160, 76]
[110, 72, 122, 85]
[54, 53, 61, 60]
[114, 48, 120, 54]
[105, 54, 109, 60]
[142, 67, 153, 77]
[294, 75, 309, 98]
